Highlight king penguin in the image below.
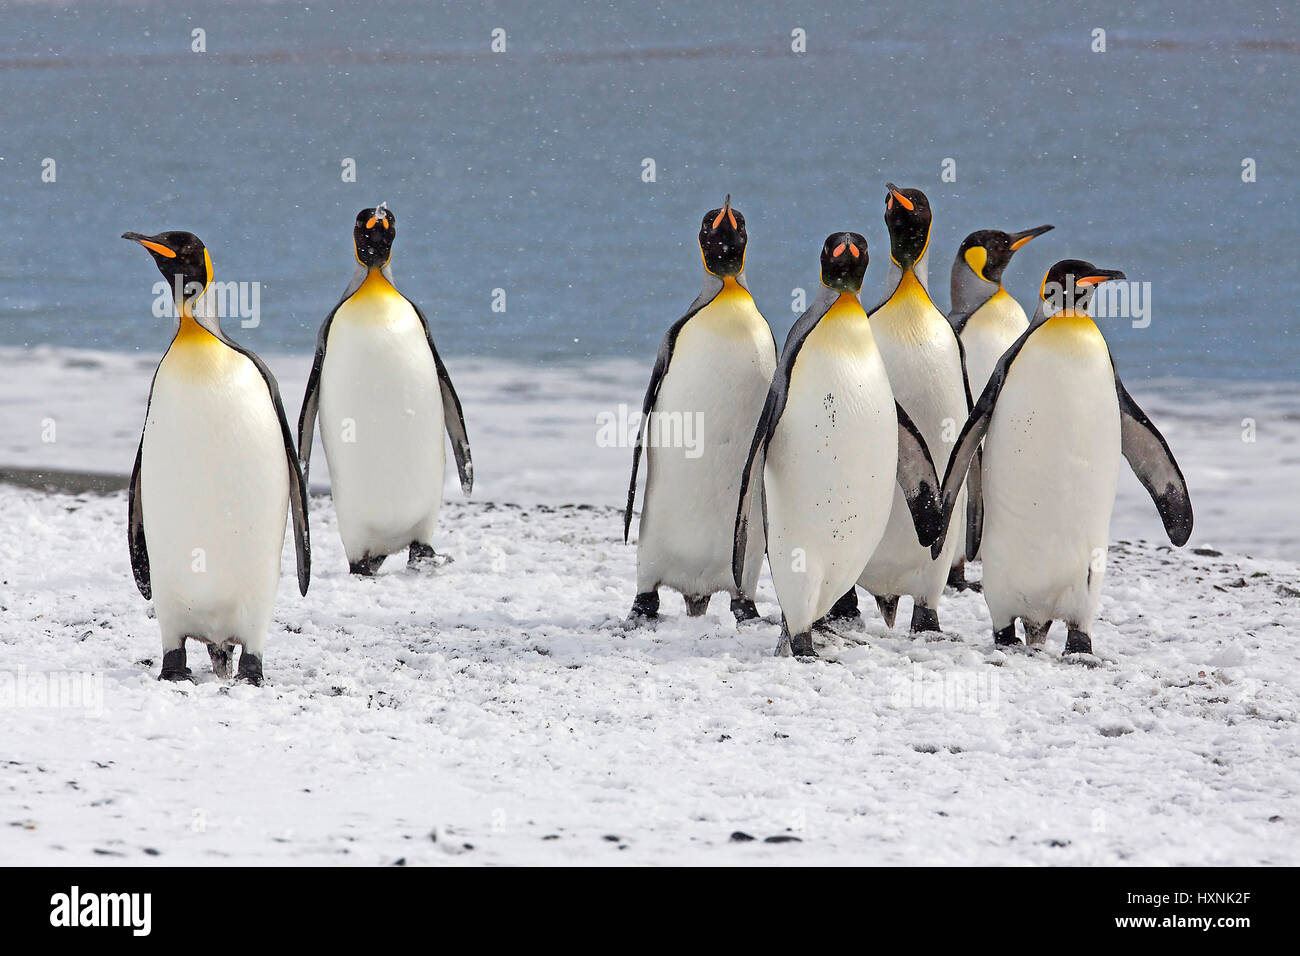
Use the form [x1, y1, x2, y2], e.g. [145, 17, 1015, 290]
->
[944, 223, 1053, 585]
[124, 230, 310, 685]
[624, 195, 777, 622]
[298, 205, 473, 575]
[834, 185, 972, 633]
[935, 259, 1194, 655]
[734, 233, 943, 657]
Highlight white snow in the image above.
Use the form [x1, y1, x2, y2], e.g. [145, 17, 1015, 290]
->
[1, 483, 1297, 865]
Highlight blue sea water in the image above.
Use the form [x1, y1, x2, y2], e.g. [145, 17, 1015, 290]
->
[0, 0, 1295, 384]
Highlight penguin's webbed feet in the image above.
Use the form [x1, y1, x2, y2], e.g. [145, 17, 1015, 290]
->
[788, 632, 819, 659]
[627, 591, 660, 625]
[408, 541, 452, 570]
[236, 651, 264, 687]
[730, 596, 760, 624]
[349, 553, 387, 576]
[208, 644, 233, 679]
[1064, 628, 1093, 656]
[158, 647, 194, 683]
[827, 588, 861, 622]
[993, 624, 1023, 647]
[909, 603, 941, 634]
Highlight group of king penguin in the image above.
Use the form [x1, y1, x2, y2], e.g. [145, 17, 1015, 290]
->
[123, 206, 471, 684]
[118, 186, 1195, 686]
[625, 186, 1194, 660]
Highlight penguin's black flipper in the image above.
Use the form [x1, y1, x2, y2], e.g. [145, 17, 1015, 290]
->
[624, 275, 723, 543]
[298, 270, 364, 487]
[732, 289, 836, 588]
[406, 297, 474, 496]
[128, 436, 151, 600]
[1113, 371, 1193, 546]
[934, 321, 1041, 559]
[894, 402, 943, 548]
[964, 446, 984, 561]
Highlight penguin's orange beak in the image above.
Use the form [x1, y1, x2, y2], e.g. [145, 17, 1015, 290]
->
[886, 184, 914, 211]
[122, 232, 177, 258]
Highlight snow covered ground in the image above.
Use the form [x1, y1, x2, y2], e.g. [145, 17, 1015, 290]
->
[1, 484, 1297, 865]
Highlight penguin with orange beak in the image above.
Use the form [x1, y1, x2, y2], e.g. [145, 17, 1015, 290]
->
[934, 259, 1193, 656]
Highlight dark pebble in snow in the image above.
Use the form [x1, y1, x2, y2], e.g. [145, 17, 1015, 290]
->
[730, 831, 755, 842]
[718, 734, 731, 742]
[393, 858, 406, 866]
[1193, 548, 1222, 557]
[1269, 815, 1283, 823]
[542, 834, 560, 840]
[764, 835, 802, 844]
[143, 848, 160, 856]
[1047, 839, 1071, 848]
[602, 834, 621, 842]
[1276, 585, 1300, 598]
[92, 848, 124, 856]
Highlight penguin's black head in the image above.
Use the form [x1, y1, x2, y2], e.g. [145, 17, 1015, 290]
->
[698, 195, 747, 277]
[957, 224, 1053, 284]
[883, 183, 932, 270]
[354, 203, 396, 268]
[1040, 258, 1127, 313]
[819, 232, 868, 293]
[122, 230, 211, 305]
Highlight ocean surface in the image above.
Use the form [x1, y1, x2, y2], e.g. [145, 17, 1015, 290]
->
[0, 1, 1296, 556]
[1, 0, 1296, 380]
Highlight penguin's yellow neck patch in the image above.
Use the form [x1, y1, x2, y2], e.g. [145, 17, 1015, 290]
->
[173, 312, 221, 346]
[350, 269, 403, 304]
[1039, 309, 1105, 353]
[825, 292, 865, 321]
[162, 314, 238, 382]
[715, 276, 751, 302]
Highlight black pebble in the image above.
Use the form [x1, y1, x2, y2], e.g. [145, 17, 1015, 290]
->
[730, 831, 755, 842]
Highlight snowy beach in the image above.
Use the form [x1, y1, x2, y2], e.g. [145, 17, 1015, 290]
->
[2, 476, 1298, 865]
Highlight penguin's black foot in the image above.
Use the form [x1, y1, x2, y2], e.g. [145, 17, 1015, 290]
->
[947, 563, 969, 591]
[235, 652, 264, 686]
[158, 647, 193, 683]
[994, 624, 1023, 647]
[875, 594, 899, 629]
[730, 596, 760, 624]
[1064, 628, 1093, 656]
[789, 632, 819, 659]
[349, 553, 387, 576]
[773, 634, 793, 657]
[684, 594, 710, 617]
[627, 591, 659, 623]
[827, 588, 861, 621]
[1024, 621, 1051, 648]
[408, 542, 451, 569]
[207, 644, 233, 679]
[910, 603, 941, 634]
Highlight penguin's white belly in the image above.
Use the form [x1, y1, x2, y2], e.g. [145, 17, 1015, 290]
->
[638, 289, 776, 597]
[764, 312, 895, 635]
[980, 319, 1121, 629]
[858, 280, 967, 603]
[319, 294, 445, 562]
[962, 292, 1028, 398]
[141, 340, 289, 646]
